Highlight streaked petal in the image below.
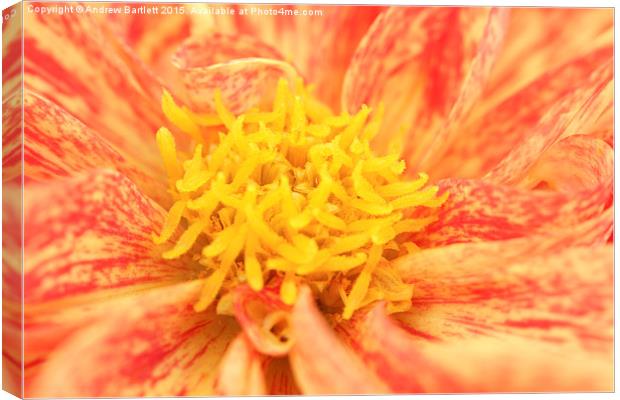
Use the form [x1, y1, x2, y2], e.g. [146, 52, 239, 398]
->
[343, 7, 507, 163]
[29, 280, 239, 397]
[211, 5, 382, 109]
[215, 334, 267, 395]
[24, 91, 168, 205]
[24, 169, 194, 305]
[432, 46, 613, 180]
[24, 5, 164, 170]
[394, 244, 612, 354]
[2, 3, 22, 97]
[102, 4, 192, 91]
[483, 8, 613, 110]
[484, 60, 613, 185]
[263, 358, 300, 395]
[342, 300, 612, 393]
[232, 284, 293, 357]
[2, 93, 21, 182]
[172, 33, 297, 115]
[519, 135, 614, 192]
[289, 287, 388, 394]
[411, 177, 611, 248]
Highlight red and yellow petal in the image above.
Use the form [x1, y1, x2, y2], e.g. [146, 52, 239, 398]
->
[2, 4, 22, 98]
[343, 7, 507, 163]
[24, 91, 169, 205]
[101, 3, 192, 91]
[24, 4, 164, 171]
[483, 8, 613, 110]
[2, 93, 21, 182]
[28, 280, 239, 397]
[232, 284, 292, 357]
[411, 176, 611, 248]
[432, 46, 613, 180]
[172, 33, 296, 114]
[519, 135, 614, 192]
[289, 287, 388, 394]
[214, 334, 267, 395]
[341, 301, 612, 393]
[24, 169, 193, 305]
[393, 243, 612, 354]
[210, 5, 382, 110]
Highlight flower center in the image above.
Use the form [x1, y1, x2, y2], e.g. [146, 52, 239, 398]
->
[154, 79, 447, 319]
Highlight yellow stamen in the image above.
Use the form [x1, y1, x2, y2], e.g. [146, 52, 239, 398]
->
[155, 78, 448, 317]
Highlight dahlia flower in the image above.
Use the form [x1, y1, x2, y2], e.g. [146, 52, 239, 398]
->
[2, 3, 613, 396]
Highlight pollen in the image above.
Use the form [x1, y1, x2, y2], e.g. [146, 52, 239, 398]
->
[154, 79, 448, 319]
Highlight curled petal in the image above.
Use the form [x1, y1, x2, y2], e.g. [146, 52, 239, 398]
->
[24, 169, 193, 305]
[24, 6, 164, 170]
[24, 91, 168, 205]
[343, 7, 506, 163]
[519, 135, 614, 192]
[215, 334, 267, 396]
[289, 287, 388, 394]
[232, 284, 293, 357]
[394, 243, 612, 355]
[29, 280, 239, 397]
[411, 177, 611, 248]
[342, 301, 612, 393]
[172, 33, 297, 114]
[210, 5, 382, 109]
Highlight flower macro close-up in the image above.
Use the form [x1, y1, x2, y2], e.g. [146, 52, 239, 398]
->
[2, 2, 614, 397]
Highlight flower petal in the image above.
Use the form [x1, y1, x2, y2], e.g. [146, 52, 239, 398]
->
[342, 299, 612, 393]
[263, 358, 300, 395]
[24, 6, 164, 170]
[519, 135, 614, 192]
[432, 46, 613, 180]
[232, 284, 293, 357]
[411, 177, 611, 248]
[24, 91, 168, 205]
[24, 169, 193, 305]
[102, 4, 192, 90]
[29, 280, 239, 397]
[393, 243, 612, 355]
[483, 8, 613, 109]
[214, 334, 267, 395]
[2, 3, 22, 97]
[172, 33, 297, 115]
[343, 7, 506, 162]
[210, 5, 382, 109]
[289, 287, 388, 394]
[2, 93, 21, 182]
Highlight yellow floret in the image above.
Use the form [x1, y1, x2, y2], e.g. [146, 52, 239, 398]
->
[154, 78, 448, 319]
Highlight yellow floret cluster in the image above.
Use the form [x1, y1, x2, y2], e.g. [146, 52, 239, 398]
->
[154, 78, 447, 319]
